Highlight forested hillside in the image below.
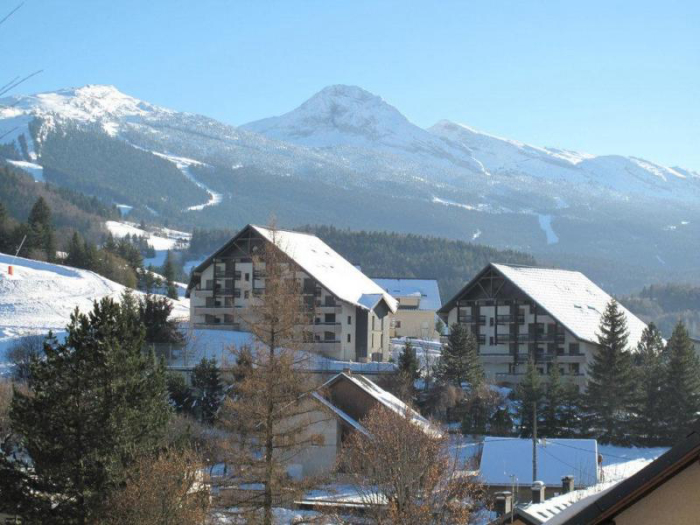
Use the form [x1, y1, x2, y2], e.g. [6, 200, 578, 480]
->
[35, 121, 209, 217]
[622, 284, 700, 338]
[0, 164, 118, 247]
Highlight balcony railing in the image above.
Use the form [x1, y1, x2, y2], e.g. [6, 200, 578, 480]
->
[496, 314, 525, 324]
[495, 333, 565, 344]
[458, 315, 486, 325]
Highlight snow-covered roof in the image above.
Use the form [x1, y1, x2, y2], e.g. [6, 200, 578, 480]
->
[491, 264, 647, 347]
[322, 372, 439, 437]
[479, 437, 598, 488]
[372, 278, 442, 311]
[250, 225, 398, 312]
[515, 482, 617, 524]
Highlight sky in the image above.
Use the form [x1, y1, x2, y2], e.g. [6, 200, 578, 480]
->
[2, 0, 699, 170]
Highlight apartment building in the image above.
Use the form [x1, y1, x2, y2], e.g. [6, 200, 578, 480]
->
[438, 263, 648, 390]
[186, 225, 397, 362]
[372, 278, 442, 340]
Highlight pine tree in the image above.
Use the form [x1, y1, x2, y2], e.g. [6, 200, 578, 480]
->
[27, 197, 55, 261]
[661, 322, 700, 442]
[559, 383, 583, 438]
[138, 294, 184, 344]
[634, 323, 667, 445]
[191, 358, 224, 424]
[438, 323, 483, 389]
[514, 357, 544, 437]
[163, 250, 179, 300]
[0, 298, 170, 523]
[585, 299, 636, 444]
[66, 231, 86, 268]
[166, 373, 193, 413]
[542, 359, 564, 437]
[398, 340, 420, 381]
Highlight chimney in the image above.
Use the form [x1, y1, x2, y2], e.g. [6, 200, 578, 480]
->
[531, 481, 545, 504]
[494, 491, 512, 517]
[562, 475, 574, 494]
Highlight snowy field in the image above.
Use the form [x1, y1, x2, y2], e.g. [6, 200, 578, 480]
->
[0, 252, 189, 375]
[105, 220, 191, 267]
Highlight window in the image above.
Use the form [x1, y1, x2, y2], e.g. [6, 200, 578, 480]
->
[489, 336, 494, 346]
[347, 333, 351, 343]
[569, 343, 580, 355]
[244, 290, 249, 299]
[245, 273, 250, 282]
[372, 317, 375, 330]
[324, 331, 335, 341]
[347, 316, 352, 325]
[395, 320, 402, 328]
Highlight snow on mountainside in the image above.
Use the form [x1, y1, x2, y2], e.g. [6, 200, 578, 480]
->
[0, 252, 189, 373]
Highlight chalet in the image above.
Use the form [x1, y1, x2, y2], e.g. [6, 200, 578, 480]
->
[284, 371, 436, 478]
[479, 436, 599, 502]
[438, 263, 648, 389]
[549, 422, 700, 525]
[186, 225, 397, 362]
[372, 278, 442, 340]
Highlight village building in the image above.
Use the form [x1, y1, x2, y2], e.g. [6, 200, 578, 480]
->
[372, 277, 442, 340]
[186, 225, 397, 363]
[549, 422, 700, 525]
[478, 436, 599, 502]
[283, 371, 435, 478]
[438, 263, 648, 390]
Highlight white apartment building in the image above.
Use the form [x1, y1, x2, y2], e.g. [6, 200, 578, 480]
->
[438, 263, 648, 390]
[186, 225, 397, 363]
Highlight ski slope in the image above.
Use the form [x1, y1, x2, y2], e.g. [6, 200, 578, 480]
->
[0, 253, 189, 374]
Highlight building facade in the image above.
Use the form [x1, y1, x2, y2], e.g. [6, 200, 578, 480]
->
[372, 278, 442, 340]
[438, 263, 648, 390]
[187, 225, 397, 362]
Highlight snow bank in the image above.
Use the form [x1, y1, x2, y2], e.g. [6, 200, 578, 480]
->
[0, 252, 189, 374]
[6, 159, 44, 182]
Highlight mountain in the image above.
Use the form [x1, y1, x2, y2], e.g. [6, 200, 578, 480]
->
[0, 83, 699, 293]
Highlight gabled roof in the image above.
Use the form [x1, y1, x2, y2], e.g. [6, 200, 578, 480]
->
[189, 224, 397, 313]
[372, 278, 442, 311]
[479, 437, 599, 488]
[310, 392, 368, 435]
[551, 422, 700, 525]
[440, 263, 648, 347]
[320, 372, 439, 437]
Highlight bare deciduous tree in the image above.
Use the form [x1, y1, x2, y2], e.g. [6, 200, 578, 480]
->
[337, 405, 484, 524]
[102, 447, 209, 525]
[6, 334, 44, 381]
[218, 224, 326, 525]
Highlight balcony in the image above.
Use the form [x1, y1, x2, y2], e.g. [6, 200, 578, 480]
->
[496, 314, 525, 325]
[495, 333, 565, 344]
[458, 315, 486, 325]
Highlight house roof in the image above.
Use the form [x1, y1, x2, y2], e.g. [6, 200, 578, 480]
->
[310, 392, 368, 435]
[188, 225, 397, 313]
[372, 278, 442, 311]
[440, 263, 648, 347]
[320, 372, 439, 437]
[551, 422, 700, 525]
[479, 437, 599, 488]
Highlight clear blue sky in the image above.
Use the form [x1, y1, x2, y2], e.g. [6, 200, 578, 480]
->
[3, 1, 699, 169]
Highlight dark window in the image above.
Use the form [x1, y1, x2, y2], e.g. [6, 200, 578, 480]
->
[395, 320, 402, 328]
[347, 316, 352, 325]
[489, 336, 494, 346]
[245, 273, 250, 282]
[324, 331, 335, 341]
[347, 333, 351, 343]
[244, 290, 249, 299]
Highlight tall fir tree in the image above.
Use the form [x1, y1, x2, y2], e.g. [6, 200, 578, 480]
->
[27, 196, 55, 261]
[542, 359, 565, 437]
[398, 340, 421, 381]
[0, 298, 171, 523]
[514, 357, 544, 437]
[138, 294, 184, 344]
[191, 358, 224, 424]
[661, 322, 700, 442]
[633, 323, 667, 445]
[162, 250, 179, 300]
[438, 323, 484, 389]
[585, 299, 637, 444]
[65, 231, 86, 268]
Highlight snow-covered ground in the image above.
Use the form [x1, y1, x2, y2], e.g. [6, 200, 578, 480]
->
[0, 252, 189, 375]
[105, 220, 191, 267]
[598, 444, 668, 483]
[6, 159, 44, 181]
[150, 152, 223, 211]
